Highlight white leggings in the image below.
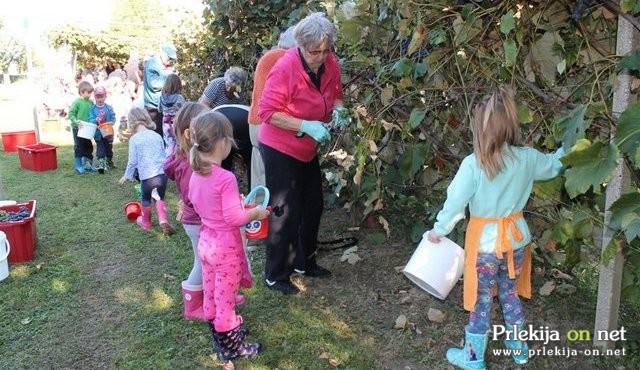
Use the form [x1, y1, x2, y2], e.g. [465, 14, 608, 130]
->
[182, 223, 202, 285]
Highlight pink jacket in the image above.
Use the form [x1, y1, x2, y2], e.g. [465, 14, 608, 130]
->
[258, 47, 343, 162]
[163, 153, 200, 225]
[188, 165, 249, 247]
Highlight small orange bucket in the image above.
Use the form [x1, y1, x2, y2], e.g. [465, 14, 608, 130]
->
[98, 122, 115, 138]
[124, 201, 142, 222]
[244, 186, 270, 240]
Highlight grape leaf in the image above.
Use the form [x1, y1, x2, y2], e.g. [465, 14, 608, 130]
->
[561, 139, 619, 198]
[610, 192, 640, 242]
[614, 102, 640, 168]
[555, 104, 588, 150]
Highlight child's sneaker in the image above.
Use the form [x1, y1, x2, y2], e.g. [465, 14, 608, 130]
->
[82, 157, 96, 172]
[107, 158, 116, 169]
[96, 158, 106, 174]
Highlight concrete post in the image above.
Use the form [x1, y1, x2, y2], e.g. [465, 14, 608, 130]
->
[593, 10, 636, 349]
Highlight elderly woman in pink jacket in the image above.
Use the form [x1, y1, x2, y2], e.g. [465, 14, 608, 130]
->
[258, 12, 348, 294]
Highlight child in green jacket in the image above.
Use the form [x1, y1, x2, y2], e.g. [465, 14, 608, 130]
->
[68, 81, 96, 173]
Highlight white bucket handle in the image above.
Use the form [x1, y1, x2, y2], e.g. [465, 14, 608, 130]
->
[0, 237, 10, 262]
[244, 185, 270, 208]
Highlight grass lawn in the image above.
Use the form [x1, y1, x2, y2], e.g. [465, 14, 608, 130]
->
[0, 142, 638, 369]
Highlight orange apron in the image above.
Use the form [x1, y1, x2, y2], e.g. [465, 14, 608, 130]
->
[463, 211, 532, 312]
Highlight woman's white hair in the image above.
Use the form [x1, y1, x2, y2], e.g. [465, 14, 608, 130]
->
[223, 66, 247, 87]
[278, 26, 296, 49]
[293, 12, 336, 49]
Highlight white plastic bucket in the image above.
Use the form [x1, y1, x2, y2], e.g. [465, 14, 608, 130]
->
[0, 231, 10, 282]
[77, 121, 97, 140]
[403, 235, 465, 300]
[0, 200, 16, 207]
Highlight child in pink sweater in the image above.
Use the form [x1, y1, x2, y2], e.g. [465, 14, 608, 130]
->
[188, 111, 269, 363]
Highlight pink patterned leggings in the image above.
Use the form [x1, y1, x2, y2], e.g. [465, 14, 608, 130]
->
[198, 242, 245, 332]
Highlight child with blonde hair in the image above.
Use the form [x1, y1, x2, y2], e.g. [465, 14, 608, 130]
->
[158, 73, 185, 155]
[188, 111, 268, 363]
[426, 86, 566, 370]
[119, 107, 176, 235]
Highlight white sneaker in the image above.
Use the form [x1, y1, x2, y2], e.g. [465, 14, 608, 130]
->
[265, 279, 276, 286]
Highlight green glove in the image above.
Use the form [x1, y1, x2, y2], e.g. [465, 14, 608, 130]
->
[299, 120, 331, 143]
[331, 107, 350, 129]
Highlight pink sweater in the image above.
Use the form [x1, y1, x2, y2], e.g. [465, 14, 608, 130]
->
[163, 153, 200, 225]
[258, 47, 343, 162]
[188, 165, 249, 247]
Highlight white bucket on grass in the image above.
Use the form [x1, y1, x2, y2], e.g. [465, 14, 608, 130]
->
[0, 231, 11, 282]
[77, 121, 97, 140]
[403, 235, 465, 300]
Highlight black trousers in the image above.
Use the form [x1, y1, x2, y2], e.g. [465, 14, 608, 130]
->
[260, 143, 323, 282]
[213, 105, 252, 186]
[72, 128, 93, 159]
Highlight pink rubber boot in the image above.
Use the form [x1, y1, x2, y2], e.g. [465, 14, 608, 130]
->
[155, 200, 176, 235]
[181, 281, 205, 320]
[136, 206, 152, 231]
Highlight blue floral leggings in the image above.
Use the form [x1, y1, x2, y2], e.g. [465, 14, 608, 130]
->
[468, 247, 526, 334]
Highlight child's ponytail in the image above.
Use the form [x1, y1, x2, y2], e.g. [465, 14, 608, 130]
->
[188, 111, 235, 176]
[189, 135, 211, 175]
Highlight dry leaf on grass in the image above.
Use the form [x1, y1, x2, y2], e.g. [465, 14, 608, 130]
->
[550, 268, 573, 280]
[394, 314, 408, 329]
[20, 317, 32, 325]
[399, 295, 411, 305]
[340, 246, 362, 265]
[318, 351, 341, 367]
[378, 216, 390, 238]
[555, 283, 577, 295]
[539, 280, 556, 296]
[394, 265, 404, 273]
[427, 308, 445, 323]
[35, 263, 43, 270]
[163, 273, 176, 280]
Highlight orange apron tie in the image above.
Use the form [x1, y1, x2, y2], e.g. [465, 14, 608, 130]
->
[463, 211, 532, 312]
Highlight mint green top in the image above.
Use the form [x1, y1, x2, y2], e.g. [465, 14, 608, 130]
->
[68, 97, 93, 130]
[433, 146, 565, 253]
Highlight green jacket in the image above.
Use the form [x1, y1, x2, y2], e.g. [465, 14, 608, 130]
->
[68, 97, 92, 130]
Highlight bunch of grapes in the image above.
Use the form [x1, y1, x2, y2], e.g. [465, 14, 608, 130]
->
[0, 207, 31, 222]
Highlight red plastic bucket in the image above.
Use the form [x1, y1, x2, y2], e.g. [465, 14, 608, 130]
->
[124, 202, 142, 222]
[244, 186, 270, 240]
[98, 123, 114, 138]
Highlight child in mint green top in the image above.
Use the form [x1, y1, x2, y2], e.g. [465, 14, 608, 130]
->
[426, 86, 565, 370]
[68, 81, 95, 173]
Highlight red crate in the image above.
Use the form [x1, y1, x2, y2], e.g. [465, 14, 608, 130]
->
[16, 143, 57, 172]
[1, 130, 37, 152]
[0, 200, 37, 263]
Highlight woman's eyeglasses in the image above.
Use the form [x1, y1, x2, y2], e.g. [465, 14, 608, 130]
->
[305, 47, 332, 57]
